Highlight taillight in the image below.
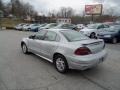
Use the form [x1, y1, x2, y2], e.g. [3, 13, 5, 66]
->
[74, 47, 91, 55]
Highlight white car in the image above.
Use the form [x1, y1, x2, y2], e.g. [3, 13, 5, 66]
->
[53, 23, 77, 31]
[15, 23, 25, 30]
[22, 24, 32, 31]
[77, 24, 85, 30]
[23, 24, 41, 31]
[80, 23, 109, 38]
[21, 29, 107, 73]
[39, 23, 58, 30]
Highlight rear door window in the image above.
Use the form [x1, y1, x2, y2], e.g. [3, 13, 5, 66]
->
[44, 31, 57, 41]
[34, 30, 47, 40]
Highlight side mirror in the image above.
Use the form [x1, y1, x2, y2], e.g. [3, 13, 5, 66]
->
[72, 27, 78, 30]
[29, 35, 35, 39]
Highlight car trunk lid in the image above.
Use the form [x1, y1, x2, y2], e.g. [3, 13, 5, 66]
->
[71, 39, 104, 54]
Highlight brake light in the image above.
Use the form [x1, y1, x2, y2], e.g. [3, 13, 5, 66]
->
[74, 47, 91, 55]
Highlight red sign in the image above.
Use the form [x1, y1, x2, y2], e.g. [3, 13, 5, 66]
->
[85, 4, 102, 15]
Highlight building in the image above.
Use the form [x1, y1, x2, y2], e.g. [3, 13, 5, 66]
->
[57, 18, 71, 24]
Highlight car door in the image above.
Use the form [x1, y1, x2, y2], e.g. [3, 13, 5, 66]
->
[39, 31, 60, 60]
[97, 25, 104, 33]
[118, 30, 120, 40]
[28, 30, 47, 54]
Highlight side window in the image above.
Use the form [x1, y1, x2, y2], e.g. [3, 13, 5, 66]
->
[98, 25, 104, 29]
[34, 30, 47, 40]
[44, 31, 57, 41]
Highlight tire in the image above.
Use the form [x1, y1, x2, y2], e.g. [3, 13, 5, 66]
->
[90, 33, 96, 39]
[54, 54, 68, 73]
[28, 28, 31, 31]
[21, 43, 28, 54]
[112, 37, 117, 44]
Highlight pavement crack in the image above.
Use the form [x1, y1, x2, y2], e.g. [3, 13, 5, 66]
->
[0, 75, 8, 90]
[80, 73, 110, 90]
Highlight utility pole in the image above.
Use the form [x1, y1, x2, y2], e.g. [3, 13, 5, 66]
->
[11, 0, 15, 15]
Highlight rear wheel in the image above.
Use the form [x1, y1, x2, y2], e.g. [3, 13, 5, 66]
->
[90, 33, 96, 39]
[112, 37, 117, 44]
[28, 28, 31, 31]
[22, 43, 28, 54]
[54, 54, 68, 73]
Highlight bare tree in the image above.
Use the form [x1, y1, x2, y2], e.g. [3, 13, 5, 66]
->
[57, 7, 74, 18]
[107, 7, 115, 16]
[0, 0, 4, 11]
[4, 0, 38, 18]
[48, 10, 57, 17]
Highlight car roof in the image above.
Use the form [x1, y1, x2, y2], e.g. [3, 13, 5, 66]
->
[43, 29, 71, 32]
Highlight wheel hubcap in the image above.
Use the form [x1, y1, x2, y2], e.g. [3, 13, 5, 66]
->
[91, 34, 95, 38]
[56, 58, 65, 71]
[22, 45, 26, 53]
[113, 38, 117, 43]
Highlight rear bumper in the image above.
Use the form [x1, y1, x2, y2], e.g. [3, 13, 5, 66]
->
[66, 49, 107, 70]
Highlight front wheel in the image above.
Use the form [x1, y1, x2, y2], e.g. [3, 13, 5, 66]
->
[112, 37, 117, 44]
[54, 55, 68, 73]
[22, 43, 28, 54]
[28, 28, 31, 31]
[90, 33, 96, 39]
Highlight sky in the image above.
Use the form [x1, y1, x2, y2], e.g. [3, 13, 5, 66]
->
[23, 0, 101, 15]
[3, 0, 120, 16]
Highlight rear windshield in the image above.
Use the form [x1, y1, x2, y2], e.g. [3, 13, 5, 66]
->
[61, 30, 89, 42]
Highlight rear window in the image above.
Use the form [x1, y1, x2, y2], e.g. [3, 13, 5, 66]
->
[61, 30, 89, 42]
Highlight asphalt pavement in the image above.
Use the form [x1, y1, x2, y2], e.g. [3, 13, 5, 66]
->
[0, 30, 120, 90]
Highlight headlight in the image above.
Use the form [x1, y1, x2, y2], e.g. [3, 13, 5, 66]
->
[104, 35, 111, 38]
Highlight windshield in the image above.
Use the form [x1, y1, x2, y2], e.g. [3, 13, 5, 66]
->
[106, 25, 120, 32]
[40, 24, 47, 27]
[61, 30, 89, 42]
[44, 24, 58, 28]
[32, 24, 39, 26]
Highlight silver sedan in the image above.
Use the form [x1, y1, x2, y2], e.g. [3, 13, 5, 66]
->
[21, 29, 107, 73]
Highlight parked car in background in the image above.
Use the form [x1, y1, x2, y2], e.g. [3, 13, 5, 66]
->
[104, 22, 120, 26]
[29, 24, 41, 32]
[22, 24, 30, 31]
[15, 23, 25, 30]
[39, 23, 58, 30]
[38, 23, 47, 30]
[21, 29, 107, 73]
[53, 23, 78, 31]
[22, 24, 32, 31]
[77, 24, 85, 30]
[98, 25, 120, 44]
[80, 23, 109, 38]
